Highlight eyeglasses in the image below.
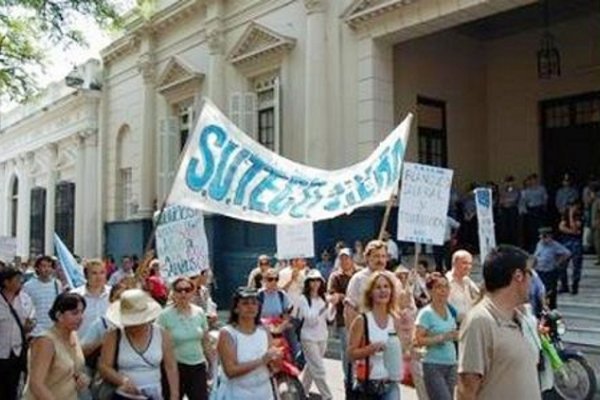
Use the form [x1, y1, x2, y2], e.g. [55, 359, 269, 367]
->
[265, 277, 278, 282]
[259, 261, 270, 266]
[175, 287, 193, 293]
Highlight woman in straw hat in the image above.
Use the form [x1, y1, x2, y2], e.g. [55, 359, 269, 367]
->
[157, 277, 211, 400]
[98, 289, 179, 400]
[23, 292, 89, 400]
[215, 287, 282, 399]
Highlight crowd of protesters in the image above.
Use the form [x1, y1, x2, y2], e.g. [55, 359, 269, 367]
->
[0, 178, 598, 400]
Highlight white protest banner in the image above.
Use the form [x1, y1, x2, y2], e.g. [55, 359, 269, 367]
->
[276, 223, 315, 260]
[168, 99, 412, 224]
[156, 205, 210, 281]
[397, 163, 453, 245]
[475, 188, 496, 264]
[0, 236, 16, 262]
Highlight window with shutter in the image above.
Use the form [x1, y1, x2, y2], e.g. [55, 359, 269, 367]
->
[254, 72, 281, 152]
[120, 168, 133, 218]
[55, 181, 75, 251]
[29, 187, 46, 257]
[10, 177, 18, 237]
[229, 92, 243, 130]
[158, 117, 179, 200]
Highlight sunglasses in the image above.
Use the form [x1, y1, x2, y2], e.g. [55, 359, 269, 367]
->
[259, 261, 270, 266]
[265, 277, 278, 282]
[175, 286, 194, 293]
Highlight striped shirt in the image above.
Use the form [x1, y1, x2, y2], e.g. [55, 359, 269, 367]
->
[23, 277, 62, 336]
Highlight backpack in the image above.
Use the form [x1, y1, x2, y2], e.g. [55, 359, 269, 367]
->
[257, 290, 288, 316]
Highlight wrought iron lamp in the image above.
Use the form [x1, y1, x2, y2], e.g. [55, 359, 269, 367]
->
[65, 66, 84, 88]
[537, 0, 561, 79]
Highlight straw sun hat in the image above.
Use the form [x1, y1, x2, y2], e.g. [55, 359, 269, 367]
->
[106, 289, 162, 327]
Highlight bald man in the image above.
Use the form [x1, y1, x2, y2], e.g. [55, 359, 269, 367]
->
[446, 250, 480, 322]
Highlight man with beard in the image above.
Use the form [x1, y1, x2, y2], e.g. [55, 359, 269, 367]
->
[456, 245, 541, 400]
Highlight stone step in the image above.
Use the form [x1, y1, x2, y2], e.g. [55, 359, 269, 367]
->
[564, 327, 600, 347]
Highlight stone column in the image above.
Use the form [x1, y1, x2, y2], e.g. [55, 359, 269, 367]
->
[44, 144, 58, 255]
[137, 47, 157, 219]
[206, 0, 225, 109]
[0, 162, 5, 235]
[356, 37, 394, 159]
[74, 135, 86, 255]
[304, 0, 329, 168]
[16, 154, 32, 258]
[82, 131, 99, 257]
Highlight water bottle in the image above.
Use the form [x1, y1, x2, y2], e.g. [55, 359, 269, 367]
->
[383, 333, 403, 380]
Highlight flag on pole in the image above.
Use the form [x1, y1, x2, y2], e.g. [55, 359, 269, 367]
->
[53, 233, 86, 288]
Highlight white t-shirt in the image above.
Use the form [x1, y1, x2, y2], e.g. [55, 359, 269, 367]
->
[71, 285, 111, 341]
[386, 240, 399, 260]
[278, 267, 306, 315]
[446, 272, 480, 317]
[298, 296, 334, 342]
[23, 277, 62, 336]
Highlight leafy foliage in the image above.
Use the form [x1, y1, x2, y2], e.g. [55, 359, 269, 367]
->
[0, 0, 123, 103]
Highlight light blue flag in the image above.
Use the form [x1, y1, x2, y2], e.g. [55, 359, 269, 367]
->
[53, 233, 86, 288]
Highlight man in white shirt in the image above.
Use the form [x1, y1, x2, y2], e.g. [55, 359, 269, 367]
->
[278, 257, 308, 315]
[278, 257, 309, 361]
[71, 259, 111, 355]
[446, 250, 480, 321]
[107, 255, 135, 286]
[382, 231, 400, 268]
[23, 255, 62, 337]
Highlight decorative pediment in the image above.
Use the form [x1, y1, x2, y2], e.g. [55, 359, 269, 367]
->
[157, 56, 204, 95]
[342, 0, 416, 29]
[228, 22, 296, 67]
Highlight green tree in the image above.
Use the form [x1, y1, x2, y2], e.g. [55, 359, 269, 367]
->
[0, 0, 124, 103]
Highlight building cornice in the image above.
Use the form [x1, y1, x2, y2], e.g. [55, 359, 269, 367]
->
[228, 22, 296, 68]
[342, 0, 417, 30]
[101, 0, 205, 66]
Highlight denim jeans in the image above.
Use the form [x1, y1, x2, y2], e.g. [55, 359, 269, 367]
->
[422, 363, 457, 400]
[336, 325, 350, 383]
[559, 237, 583, 290]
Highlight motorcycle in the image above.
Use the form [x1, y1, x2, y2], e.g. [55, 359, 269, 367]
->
[261, 316, 306, 400]
[539, 309, 597, 400]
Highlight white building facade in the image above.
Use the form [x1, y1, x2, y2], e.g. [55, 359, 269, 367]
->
[0, 60, 103, 259]
[2, 0, 599, 262]
[99, 0, 600, 257]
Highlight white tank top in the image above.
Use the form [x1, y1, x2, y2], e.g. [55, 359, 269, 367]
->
[365, 312, 395, 380]
[220, 325, 274, 399]
[117, 324, 163, 399]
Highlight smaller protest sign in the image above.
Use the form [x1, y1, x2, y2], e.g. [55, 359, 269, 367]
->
[156, 205, 210, 282]
[0, 236, 16, 262]
[397, 163, 454, 245]
[475, 188, 496, 264]
[276, 223, 315, 260]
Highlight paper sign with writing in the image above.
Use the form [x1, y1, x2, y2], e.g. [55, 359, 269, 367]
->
[475, 188, 496, 264]
[397, 163, 453, 245]
[156, 205, 210, 281]
[276, 223, 315, 260]
[0, 236, 16, 262]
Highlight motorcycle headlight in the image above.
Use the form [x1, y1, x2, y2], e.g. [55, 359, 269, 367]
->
[556, 320, 567, 335]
